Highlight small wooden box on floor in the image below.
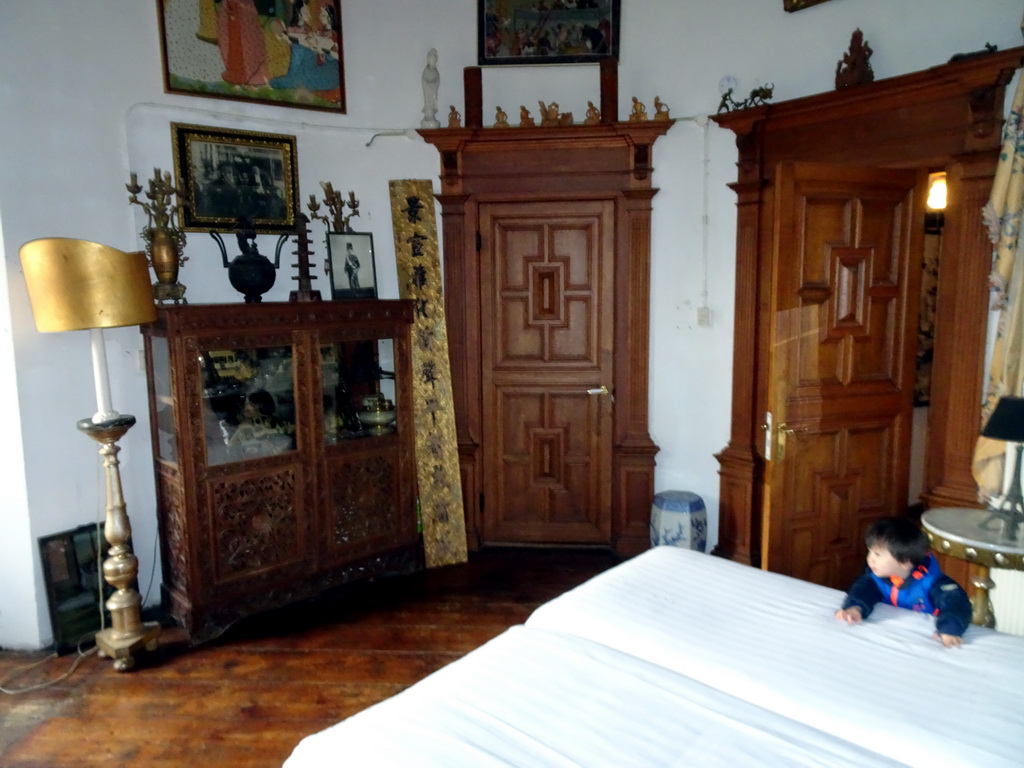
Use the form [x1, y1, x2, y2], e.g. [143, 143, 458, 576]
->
[142, 301, 419, 643]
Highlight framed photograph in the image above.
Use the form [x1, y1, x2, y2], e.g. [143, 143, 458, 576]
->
[478, 0, 620, 66]
[172, 122, 299, 234]
[157, 0, 346, 113]
[784, 0, 833, 11]
[327, 232, 377, 299]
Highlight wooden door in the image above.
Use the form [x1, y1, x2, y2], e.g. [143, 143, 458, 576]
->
[479, 200, 615, 544]
[764, 163, 924, 589]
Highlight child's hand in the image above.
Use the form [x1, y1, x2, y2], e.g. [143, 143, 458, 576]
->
[834, 606, 862, 624]
[934, 632, 963, 648]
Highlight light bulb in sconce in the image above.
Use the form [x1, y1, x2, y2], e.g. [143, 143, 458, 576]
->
[926, 172, 947, 211]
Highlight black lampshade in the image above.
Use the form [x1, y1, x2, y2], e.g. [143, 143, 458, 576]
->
[982, 396, 1024, 442]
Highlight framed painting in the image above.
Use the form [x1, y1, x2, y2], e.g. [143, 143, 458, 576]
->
[327, 232, 377, 299]
[478, 0, 620, 66]
[157, 0, 346, 113]
[172, 122, 299, 234]
[784, 0, 834, 11]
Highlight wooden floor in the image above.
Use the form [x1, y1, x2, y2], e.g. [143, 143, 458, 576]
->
[0, 547, 620, 767]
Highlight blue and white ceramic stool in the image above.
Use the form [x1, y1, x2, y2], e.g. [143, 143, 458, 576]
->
[650, 490, 707, 551]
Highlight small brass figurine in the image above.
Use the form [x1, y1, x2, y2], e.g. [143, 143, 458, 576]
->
[836, 28, 874, 89]
[584, 101, 601, 125]
[447, 105, 461, 128]
[747, 83, 774, 106]
[654, 96, 671, 121]
[717, 87, 736, 113]
[717, 83, 774, 113]
[629, 96, 648, 122]
[539, 100, 561, 127]
[518, 106, 536, 128]
[494, 105, 510, 128]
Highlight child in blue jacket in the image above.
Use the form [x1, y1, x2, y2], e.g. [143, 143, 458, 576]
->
[835, 516, 972, 647]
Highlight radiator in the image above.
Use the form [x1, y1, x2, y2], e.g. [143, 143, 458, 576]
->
[991, 569, 1024, 636]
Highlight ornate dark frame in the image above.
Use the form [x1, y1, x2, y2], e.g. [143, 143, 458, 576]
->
[478, 0, 620, 65]
[172, 122, 299, 234]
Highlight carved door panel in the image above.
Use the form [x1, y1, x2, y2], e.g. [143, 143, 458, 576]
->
[479, 200, 615, 544]
[765, 163, 924, 589]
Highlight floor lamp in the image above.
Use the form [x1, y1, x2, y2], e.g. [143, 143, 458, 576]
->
[20, 238, 161, 671]
[981, 395, 1024, 540]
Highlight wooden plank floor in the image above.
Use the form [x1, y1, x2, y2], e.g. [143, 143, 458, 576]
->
[0, 547, 620, 767]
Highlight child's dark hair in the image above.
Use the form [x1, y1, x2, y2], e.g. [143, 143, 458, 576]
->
[865, 517, 929, 565]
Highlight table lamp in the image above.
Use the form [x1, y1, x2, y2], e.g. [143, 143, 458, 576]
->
[981, 395, 1024, 536]
[20, 237, 161, 671]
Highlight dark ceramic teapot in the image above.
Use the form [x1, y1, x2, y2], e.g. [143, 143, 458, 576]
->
[211, 218, 287, 303]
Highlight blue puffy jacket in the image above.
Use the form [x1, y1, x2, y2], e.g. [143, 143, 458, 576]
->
[841, 553, 972, 637]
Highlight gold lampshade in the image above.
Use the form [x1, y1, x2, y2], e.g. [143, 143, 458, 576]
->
[19, 238, 156, 332]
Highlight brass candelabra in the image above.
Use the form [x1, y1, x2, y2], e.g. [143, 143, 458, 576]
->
[308, 182, 360, 233]
[127, 168, 188, 304]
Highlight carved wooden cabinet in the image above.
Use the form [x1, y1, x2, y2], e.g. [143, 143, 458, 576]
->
[142, 301, 418, 643]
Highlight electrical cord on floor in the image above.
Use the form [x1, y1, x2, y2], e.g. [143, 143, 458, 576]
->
[0, 634, 99, 695]
[2, 514, 109, 695]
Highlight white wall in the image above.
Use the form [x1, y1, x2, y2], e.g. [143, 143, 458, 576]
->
[1, 0, 1020, 650]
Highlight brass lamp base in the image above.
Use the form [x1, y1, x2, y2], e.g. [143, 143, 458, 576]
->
[77, 414, 161, 672]
[96, 623, 161, 672]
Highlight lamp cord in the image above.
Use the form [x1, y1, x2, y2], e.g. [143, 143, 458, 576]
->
[0, 636, 99, 695]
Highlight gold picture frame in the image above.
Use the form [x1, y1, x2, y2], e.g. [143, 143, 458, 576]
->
[172, 122, 299, 234]
[157, 0, 346, 114]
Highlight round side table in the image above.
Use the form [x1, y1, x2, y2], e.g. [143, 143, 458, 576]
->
[921, 507, 1024, 629]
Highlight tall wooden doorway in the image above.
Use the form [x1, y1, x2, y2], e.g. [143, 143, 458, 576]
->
[479, 200, 615, 545]
[420, 118, 672, 556]
[713, 48, 1023, 587]
[765, 163, 925, 589]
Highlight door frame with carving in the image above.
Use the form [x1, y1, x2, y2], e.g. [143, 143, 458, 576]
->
[420, 120, 673, 555]
[711, 48, 1024, 570]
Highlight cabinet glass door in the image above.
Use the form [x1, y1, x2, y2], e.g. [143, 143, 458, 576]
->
[150, 337, 177, 463]
[199, 345, 296, 465]
[321, 339, 397, 443]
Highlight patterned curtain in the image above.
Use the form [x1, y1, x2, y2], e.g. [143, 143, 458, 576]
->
[973, 73, 1024, 499]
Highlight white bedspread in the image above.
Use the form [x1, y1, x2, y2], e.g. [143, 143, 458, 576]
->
[526, 546, 1024, 768]
[284, 625, 906, 768]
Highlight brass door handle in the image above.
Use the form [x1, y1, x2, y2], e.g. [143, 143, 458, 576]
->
[777, 422, 793, 461]
[587, 386, 610, 396]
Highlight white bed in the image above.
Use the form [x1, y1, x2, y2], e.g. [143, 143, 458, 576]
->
[285, 547, 1024, 767]
[527, 546, 1024, 768]
[285, 625, 905, 768]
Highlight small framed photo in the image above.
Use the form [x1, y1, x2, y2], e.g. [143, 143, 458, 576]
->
[172, 122, 299, 234]
[478, 0, 620, 66]
[157, 0, 346, 114]
[327, 232, 377, 299]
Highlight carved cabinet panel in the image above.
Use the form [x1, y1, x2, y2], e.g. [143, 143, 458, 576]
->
[143, 301, 418, 643]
